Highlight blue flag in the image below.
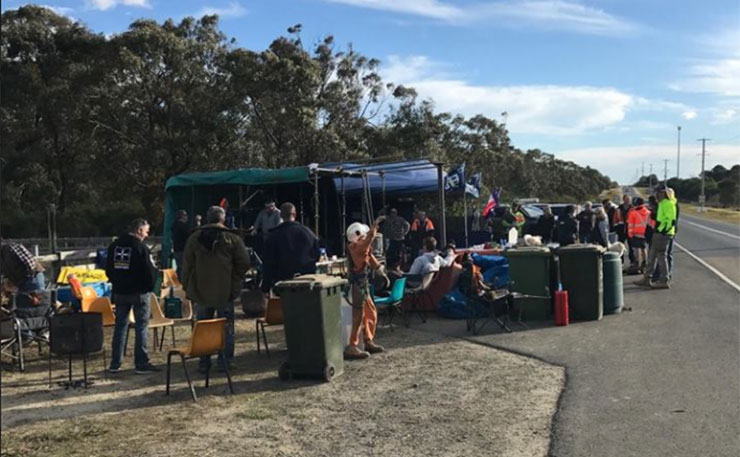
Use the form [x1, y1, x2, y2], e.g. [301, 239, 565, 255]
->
[444, 163, 466, 192]
[465, 172, 482, 198]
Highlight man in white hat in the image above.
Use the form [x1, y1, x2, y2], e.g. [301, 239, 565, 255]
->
[345, 215, 386, 359]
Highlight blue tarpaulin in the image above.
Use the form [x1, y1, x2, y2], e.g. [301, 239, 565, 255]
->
[328, 159, 439, 196]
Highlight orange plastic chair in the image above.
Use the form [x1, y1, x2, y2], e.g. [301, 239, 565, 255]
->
[84, 297, 116, 327]
[256, 298, 283, 357]
[161, 269, 183, 289]
[80, 287, 99, 311]
[165, 318, 234, 401]
[124, 294, 176, 354]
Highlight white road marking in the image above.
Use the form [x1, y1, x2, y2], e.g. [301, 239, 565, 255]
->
[674, 242, 740, 294]
[680, 218, 740, 241]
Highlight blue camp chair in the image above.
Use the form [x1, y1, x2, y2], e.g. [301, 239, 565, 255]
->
[372, 277, 406, 331]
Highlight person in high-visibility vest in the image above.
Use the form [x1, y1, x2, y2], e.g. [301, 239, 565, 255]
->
[627, 197, 650, 273]
[503, 201, 526, 236]
[635, 187, 676, 289]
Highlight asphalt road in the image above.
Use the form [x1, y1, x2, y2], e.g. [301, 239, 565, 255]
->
[675, 213, 740, 285]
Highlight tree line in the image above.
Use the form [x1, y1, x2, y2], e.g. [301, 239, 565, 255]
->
[635, 164, 740, 207]
[1, 6, 616, 238]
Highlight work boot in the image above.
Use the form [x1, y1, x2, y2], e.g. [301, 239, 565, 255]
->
[650, 280, 670, 290]
[344, 345, 370, 360]
[633, 277, 651, 287]
[364, 340, 385, 354]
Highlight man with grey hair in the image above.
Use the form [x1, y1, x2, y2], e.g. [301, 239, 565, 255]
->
[262, 202, 320, 293]
[106, 218, 159, 374]
[182, 205, 250, 373]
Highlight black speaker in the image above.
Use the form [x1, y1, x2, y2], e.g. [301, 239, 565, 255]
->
[50, 312, 103, 355]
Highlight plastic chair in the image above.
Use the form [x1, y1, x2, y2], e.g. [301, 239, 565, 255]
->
[160, 286, 194, 328]
[372, 277, 406, 331]
[84, 297, 116, 327]
[125, 294, 175, 353]
[165, 318, 234, 402]
[161, 269, 183, 289]
[256, 298, 283, 357]
[80, 287, 99, 312]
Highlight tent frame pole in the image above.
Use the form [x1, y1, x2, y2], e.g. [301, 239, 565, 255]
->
[436, 163, 447, 247]
[341, 176, 346, 256]
[313, 173, 320, 237]
[463, 166, 469, 248]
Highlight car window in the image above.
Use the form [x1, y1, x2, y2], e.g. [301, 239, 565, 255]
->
[522, 205, 543, 218]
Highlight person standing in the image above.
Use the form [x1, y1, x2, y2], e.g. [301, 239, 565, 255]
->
[591, 207, 610, 248]
[105, 218, 158, 374]
[383, 208, 410, 265]
[345, 216, 386, 359]
[627, 198, 650, 273]
[635, 188, 676, 289]
[182, 206, 250, 372]
[410, 210, 435, 255]
[556, 205, 578, 246]
[503, 201, 526, 237]
[535, 205, 556, 243]
[577, 202, 595, 243]
[251, 200, 282, 257]
[602, 198, 616, 232]
[614, 195, 634, 263]
[261, 203, 320, 294]
[171, 209, 190, 280]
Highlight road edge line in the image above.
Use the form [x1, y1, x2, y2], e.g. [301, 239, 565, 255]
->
[674, 241, 740, 294]
[680, 218, 740, 241]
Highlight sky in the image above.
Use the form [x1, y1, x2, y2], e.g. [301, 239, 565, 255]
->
[3, 0, 739, 184]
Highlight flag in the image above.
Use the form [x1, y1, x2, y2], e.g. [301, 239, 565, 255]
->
[482, 187, 502, 217]
[465, 172, 482, 198]
[444, 162, 465, 192]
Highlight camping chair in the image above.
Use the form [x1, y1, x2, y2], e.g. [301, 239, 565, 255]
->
[125, 294, 175, 354]
[160, 286, 194, 328]
[402, 272, 435, 327]
[165, 318, 234, 402]
[162, 269, 183, 289]
[256, 298, 283, 357]
[372, 277, 406, 331]
[0, 292, 53, 372]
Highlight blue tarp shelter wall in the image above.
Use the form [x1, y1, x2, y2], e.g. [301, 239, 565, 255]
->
[161, 159, 446, 265]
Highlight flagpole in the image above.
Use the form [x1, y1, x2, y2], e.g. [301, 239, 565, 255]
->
[463, 166, 469, 248]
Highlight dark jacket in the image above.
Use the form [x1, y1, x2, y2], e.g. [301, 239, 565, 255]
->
[535, 214, 556, 242]
[556, 214, 578, 246]
[576, 209, 595, 235]
[591, 218, 609, 248]
[105, 234, 158, 295]
[182, 224, 250, 307]
[171, 220, 191, 253]
[262, 221, 320, 293]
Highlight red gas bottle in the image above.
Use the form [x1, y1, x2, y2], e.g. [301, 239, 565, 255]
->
[554, 290, 569, 326]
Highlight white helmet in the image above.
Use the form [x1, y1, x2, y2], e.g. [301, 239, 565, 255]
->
[346, 222, 370, 243]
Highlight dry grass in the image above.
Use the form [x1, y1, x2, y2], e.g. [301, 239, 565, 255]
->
[683, 204, 740, 225]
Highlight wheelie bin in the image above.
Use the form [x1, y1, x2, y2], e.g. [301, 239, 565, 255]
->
[556, 245, 605, 321]
[274, 274, 347, 381]
[505, 247, 553, 320]
[602, 251, 624, 314]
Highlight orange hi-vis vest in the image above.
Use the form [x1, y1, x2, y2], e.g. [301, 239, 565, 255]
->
[627, 206, 650, 239]
[411, 218, 434, 232]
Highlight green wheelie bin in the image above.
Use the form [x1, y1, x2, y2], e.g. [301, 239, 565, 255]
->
[602, 251, 624, 314]
[505, 247, 553, 320]
[557, 244, 605, 321]
[274, 274, 347, 381]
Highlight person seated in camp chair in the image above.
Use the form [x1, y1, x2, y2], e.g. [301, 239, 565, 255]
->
[407, 237, 452, 278]
[345, 216, 386, 360]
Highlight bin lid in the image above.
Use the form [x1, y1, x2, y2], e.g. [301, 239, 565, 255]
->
[274, 274, 348, 291]
[504, 246, 552, 257]
[603, 251, 620, 260]
[556, 244, 606, 255]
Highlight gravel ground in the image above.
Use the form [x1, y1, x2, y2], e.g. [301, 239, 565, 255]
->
[2, 317, 564, 457]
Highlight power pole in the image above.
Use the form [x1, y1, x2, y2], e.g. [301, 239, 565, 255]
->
[663, 159, 669, 183]
[649, 163, 653, 189]
[676, 126, 681, 179]
[698, 138, 710, 212]
[641, 162, 645, 179]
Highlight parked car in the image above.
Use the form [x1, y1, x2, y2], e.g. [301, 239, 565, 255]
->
[532, 203, 581, 221]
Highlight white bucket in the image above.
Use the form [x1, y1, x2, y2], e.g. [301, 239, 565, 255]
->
[340, 295, 353, 348]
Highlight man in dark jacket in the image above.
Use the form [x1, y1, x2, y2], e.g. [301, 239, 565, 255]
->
[106, 218, 159, 374]
[171, 209, 190, 280]
[182, 206, 250, 372]
[535, 205, 556, 243]
[576, 202, 595, 243]
[261, 202, 320, 294]
[556, 205, 578, 246]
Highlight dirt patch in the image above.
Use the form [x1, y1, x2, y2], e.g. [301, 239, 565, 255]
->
[2, 318, 563, 456]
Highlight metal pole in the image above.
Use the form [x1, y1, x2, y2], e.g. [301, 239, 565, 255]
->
[313, 173, 320, 236]
[380, 172, 386, 212]
[663, 159, 669, 183]
[462, 166, 469, 248]
[341, 176, 346, 256]
[698, 138, 710, 212]
[649, 164, 653, 189]
[436, 164, 447, 247]
[676, 126, 681, 179]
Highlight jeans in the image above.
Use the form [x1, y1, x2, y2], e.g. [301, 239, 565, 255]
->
[196, 302, 235, 370]
[645, 233, 671, 283]
[579, 232, 590, 244]
[110, 293, 150, 370]
[18, 272, 45, 293]
[173, 251, 184, 281]
[653, 237, 675, 280]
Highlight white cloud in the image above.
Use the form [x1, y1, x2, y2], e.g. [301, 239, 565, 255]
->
[682, 110, 697, 120]
[326, 0, 639, 36]
[673, 58, 740, 97]
[383, 55, 634, 135]
[40, 5, 75, 17]
[711, 107, 738, 125]
[196, 2, 248, 19]
[557, 144, 740, 182]
[86, 0, 151, 11]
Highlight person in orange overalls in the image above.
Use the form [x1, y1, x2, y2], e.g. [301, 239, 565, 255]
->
[345, 216, 386, 359]
[627, 197, 650, 273]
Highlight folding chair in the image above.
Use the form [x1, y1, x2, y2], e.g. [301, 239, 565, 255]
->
[166, 318, 234, 402]
[465, 290, 515, 335]
[372, 277, 407, 331]
[256, 298, 283, 357]
[1, 292, 53, 372]
[402, 272, 435, 327]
